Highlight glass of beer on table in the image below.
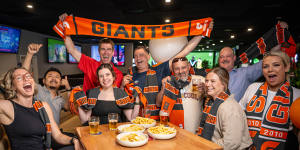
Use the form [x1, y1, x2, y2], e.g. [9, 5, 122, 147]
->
[89, 116, 99, 135]
[160, 111, 169, 126]
[108, 113, 118, 131]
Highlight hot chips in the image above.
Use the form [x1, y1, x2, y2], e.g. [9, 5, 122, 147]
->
[148, 125, 176, 135]
[121, 125, 144, 132]
[120, 133, 146, 142]
[132, 117, 155, 124]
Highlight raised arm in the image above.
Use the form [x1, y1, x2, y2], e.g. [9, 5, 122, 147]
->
[59, 13, 82, 62]
[22, 43, 42, 70]
[168, 20, 214, 69]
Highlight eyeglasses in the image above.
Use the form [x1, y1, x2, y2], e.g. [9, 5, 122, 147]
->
[172, 57, 188, 64]
[14, 73, 33, 82]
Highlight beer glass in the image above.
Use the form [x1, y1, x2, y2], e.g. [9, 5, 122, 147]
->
[160, 111, 169, 126]
[192, 79, 201, 92]
[89, 116, 99, 135]
[108, 113, 118, 130]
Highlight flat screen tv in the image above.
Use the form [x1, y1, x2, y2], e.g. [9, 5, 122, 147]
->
[0, 25, 21, 53]
[91, 44, 125, 66]
[186, 51, 216, 69]
[47, 38, 66, 63]
[68, 45, 81, 63]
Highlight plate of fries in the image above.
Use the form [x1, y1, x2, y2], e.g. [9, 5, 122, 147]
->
[147, 125, 177, 139]
[131, 117, 156, 128]
[117, 124, 145, 133]
[116, 132, 148, 147]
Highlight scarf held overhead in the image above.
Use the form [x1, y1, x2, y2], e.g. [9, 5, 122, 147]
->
[53, 16, 213, 40]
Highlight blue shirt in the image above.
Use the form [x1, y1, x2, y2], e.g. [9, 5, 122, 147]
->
[133, 61, 170, 91]
[229, 61, 262, 102]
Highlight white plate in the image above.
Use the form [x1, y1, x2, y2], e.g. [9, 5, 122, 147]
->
[117, 124, 145, 133]
[147, 126, 177, 139]
[131, 117, 156, 128]
[116, 132, 148, 147]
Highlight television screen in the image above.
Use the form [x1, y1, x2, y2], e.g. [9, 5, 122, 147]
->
[91, 44, 125, 66]
[186, 51, 216, 69]
[47, 38, 66, 63]
[0, 25, 21, 53]
[68, 45, 81, 63]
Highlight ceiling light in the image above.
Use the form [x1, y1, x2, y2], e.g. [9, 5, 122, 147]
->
[165, 0, 171, 3]
[139, 41, 143, 43]
[230, 35, 235, 39]
[220, 40, 223, 43]
[202, 47, 204, 50]
[165, 19, 170, 23]
[206, 46, 209, 48]
[212, 43, 215, 46]
[26, 4, 33, 8]
[247, 28, 253, 32]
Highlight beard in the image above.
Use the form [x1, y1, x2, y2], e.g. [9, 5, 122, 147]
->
[49, 86, 58, 90]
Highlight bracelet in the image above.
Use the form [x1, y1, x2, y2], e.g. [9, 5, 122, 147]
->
[70, 135, 78, 145]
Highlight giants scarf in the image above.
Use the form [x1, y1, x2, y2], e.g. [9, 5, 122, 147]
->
[124, 67, 160, 120]
[53, 16, 213, 40]
[71, 87, 134, 111]
[236, 23, 296, 65]
[161, 75, 191, 128]
[198, 91, 229, 140]
[32, 99, 51, 150]
[246, 81, 293, 150]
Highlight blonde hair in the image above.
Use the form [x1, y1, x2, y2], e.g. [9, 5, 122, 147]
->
[263, 50, 290, 81]
[0, 67, 31, 99]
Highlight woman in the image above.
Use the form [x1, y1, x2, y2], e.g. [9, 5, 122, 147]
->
[198, 67, 252, 150]
[0, 67, 82, 150]
[239, 50, 300, 149]
[76, 64, 140, 125]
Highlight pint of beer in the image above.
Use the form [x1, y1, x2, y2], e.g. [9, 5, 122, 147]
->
[89, 116, 99, 135]
[108, 113, 118, 130]
[192, 79, 200, 92]
[160, 111, 169, 126]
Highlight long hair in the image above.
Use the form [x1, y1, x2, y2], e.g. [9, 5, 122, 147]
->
[0, 67, 32, 99]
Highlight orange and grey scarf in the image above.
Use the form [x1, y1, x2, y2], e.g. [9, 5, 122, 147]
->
[237, 23, 296, 65]
[246, 81, 293, 150]
[161, 75, 192, 128]
[32, 99, 51, 150]
[124, 67, 160, 120]
[53, 16, 213, 40]
[198, 91, 229, 140]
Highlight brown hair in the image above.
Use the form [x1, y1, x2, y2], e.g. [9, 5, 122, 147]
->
[96, 64, 116, 80]
[209, 67, 229, 92]
[99, 38, 115, 50]
[134, 45, 149, 55]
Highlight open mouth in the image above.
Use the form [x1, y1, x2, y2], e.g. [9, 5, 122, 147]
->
[268, 74, 277, 82]
[23, 84, 32, 92]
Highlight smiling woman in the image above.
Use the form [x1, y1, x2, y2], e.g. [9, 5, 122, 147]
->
[0, 67, 83, 150]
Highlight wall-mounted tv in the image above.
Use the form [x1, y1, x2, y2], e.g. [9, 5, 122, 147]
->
[68, 45, 81, 63]
[0, 25, 21, 53]
[47, 38, 66, 63]
[91, 44, 125, 66]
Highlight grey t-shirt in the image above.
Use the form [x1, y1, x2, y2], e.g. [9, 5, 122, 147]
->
[35, 84, 65, 125]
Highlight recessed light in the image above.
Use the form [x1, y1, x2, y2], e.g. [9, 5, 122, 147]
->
[247, 28, 253, 32]
[206, 46, 209, 48]
[230, 35, 235, 39]
[165, 19, 170, 23]
[165, 0, 171, 3]
[220, 40, 223, 43]
[139, 41, 143, 43]
[212, 43, 215, 46]
[27, 4, 33, 9]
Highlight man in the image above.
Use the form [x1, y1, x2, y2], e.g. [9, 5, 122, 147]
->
[59, 13, 123, 92]
[22, 43, 71, 125]
[159, 57, 205, 133]
[218, 47, 262, 102]
[122, 34, 209, 120]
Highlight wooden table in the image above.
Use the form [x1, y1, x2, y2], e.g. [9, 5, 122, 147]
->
[76, 122, 223, 150]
